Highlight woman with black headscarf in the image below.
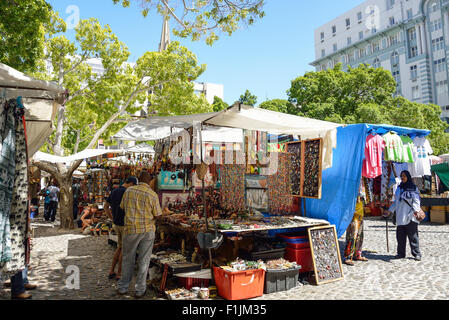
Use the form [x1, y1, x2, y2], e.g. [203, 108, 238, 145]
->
[384, 170, 422, 261]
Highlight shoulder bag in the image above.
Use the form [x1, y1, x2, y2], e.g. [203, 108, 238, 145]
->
[402, 198, 426, 222]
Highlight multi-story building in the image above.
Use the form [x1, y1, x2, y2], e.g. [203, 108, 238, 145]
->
[311, 0, 449, 122]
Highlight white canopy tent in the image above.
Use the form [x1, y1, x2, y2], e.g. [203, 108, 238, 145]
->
[124, 143, 155, 154]
[0, 62, 64, 156]
[32, 148, 124, 164]
[113, 104, 342, 169]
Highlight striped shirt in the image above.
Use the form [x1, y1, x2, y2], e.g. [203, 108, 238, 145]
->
[120, 183, 162, 234]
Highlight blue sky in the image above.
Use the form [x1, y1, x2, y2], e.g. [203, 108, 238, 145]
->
[47, 0, 366, 105]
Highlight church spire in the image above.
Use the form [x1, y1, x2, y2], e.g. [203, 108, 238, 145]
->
[159, 15, 171, 52]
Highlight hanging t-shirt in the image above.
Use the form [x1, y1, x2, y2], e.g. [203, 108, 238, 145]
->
[382, 132, 404, 162]
[400, 136, 414, 163]
[408, 137, 433, 177]
[362, 134, 386, 178]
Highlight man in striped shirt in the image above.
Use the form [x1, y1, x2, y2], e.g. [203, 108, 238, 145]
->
[117, 171, 162, 298]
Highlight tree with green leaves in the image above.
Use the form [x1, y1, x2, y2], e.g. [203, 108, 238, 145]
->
[239, 89, 257, 106]
[31, 18, 211, 229]
[287, 63, 449, 155]
[212, 96, 229, 112]
[112, 0, 265, 45]
[0, 0, 55, 72]
[259, 99, 297, 114]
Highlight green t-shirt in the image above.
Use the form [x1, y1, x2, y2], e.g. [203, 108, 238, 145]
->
[400, 136, 414, 163]
[383, 132, 404, 162]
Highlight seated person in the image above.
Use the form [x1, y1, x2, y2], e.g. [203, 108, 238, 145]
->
[80, 204, 100, 232]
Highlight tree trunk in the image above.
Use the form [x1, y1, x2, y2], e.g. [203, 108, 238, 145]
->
[59, 179, 75, 229]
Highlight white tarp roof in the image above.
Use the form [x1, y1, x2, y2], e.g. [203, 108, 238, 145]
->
[0, 62, 64, 156]
[32, 149, 124, 163]
[113, 104, 341, 169]
[124, 143, 155, 154]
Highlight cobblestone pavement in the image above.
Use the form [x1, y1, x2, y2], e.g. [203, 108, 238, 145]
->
[1, 216, 449, 300]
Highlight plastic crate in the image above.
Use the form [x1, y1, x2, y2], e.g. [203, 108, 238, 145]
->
[285, 247, 313, 273]
[287, 242, 310, 249]
[240, 247, 286, 261]
[213, 267, 265, 300]
[178, 277, 210, 290]
[264, 267, 300, 294]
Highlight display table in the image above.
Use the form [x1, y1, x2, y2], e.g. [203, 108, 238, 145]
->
[217, 216, 330, 235]
[420, 197, 449, 206]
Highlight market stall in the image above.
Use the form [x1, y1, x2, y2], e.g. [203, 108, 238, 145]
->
[0, 62, 63, 279]
[111, 103, 347, 298]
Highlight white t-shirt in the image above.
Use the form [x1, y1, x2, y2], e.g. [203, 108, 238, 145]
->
[408, 137, 433, 177]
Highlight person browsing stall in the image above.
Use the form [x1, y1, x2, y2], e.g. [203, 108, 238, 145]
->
[117, 171, 162, 298]
[105, 176, 137, 281]
[80, 204, 100, 232]
[383, 170, 422, 261]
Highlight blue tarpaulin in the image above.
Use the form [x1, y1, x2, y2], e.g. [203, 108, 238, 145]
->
[304, 124, 431, 238]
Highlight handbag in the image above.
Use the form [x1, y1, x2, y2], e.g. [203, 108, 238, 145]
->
[403, 198, 426, 222]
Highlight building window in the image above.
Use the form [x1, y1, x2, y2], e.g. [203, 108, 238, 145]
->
[320, 32, 325, 42]
[408, 28, 416, 41]
[346, 18, 351, 29]
[391, 51, 399, 65]
[347, 37, 352, 45]
[359, 31, 364, 40]
[410, 65, 418, 80]
[434, 58, 446, 73]
[389, 17, 395, 26]
[432, 36, 444, 51]
[392, 70, 400, 83]
[387, 0, 395, 10]
[348, 51, 355, 63]
[407, 9, 413, 19]
[357, 12, 362, 23]
[333, 43, 338, 52]
[373, 58, 381, 68]
[431, 1, 440, 12]
[410, 46, 418, 58]
[436, 80, 448, 95]
[321, 49, 326, 57]
[332, 25, 336, 36]
[359, 47, 366, 58]
[430, 19, 442, 32]
[389, 33, 399, 46]
[372, 42, 380, 52]
[412, 85, 420, 99]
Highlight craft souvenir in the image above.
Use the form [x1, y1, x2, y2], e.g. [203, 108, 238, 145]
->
[303, 140, 321, 198]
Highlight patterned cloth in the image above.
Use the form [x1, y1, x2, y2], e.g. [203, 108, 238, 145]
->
[219, 164, 246, 212]
[120, 183, 162, 234]
[344, 199, 365, 260]
[4, 110, 29, 273]
[0, 100, 18, 265]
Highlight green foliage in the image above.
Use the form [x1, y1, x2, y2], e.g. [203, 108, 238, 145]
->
[112, 0, 265, 45]
[37, 18, 211, 155]
[239, 89, 257, 106]
[212, 96, 229, 112]
[0, 0, 55, 72]
[259, 99, 297, 114]
[287, 63, 449, 155]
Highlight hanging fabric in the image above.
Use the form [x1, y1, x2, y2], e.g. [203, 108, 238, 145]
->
[408, 137, 433, 177]
[382, 131, 404, 162]
[400, 135, 414, 163]
[0, 99, 18, 266]
[362, 133, 385, 178]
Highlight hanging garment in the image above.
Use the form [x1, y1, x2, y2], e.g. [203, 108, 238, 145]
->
[362, 133, 386, 178]
[382, 132, 404, 162]
[380, 161, 396, 205]
[400, 136, 414, 163]
[408, 137, 433, 177]
[344, 199, 364, 260]
[0, 100, 17, 266]
[2, 102, 29, 275]
[219, 164, 246, 212]
[267, 153, 293, 214]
